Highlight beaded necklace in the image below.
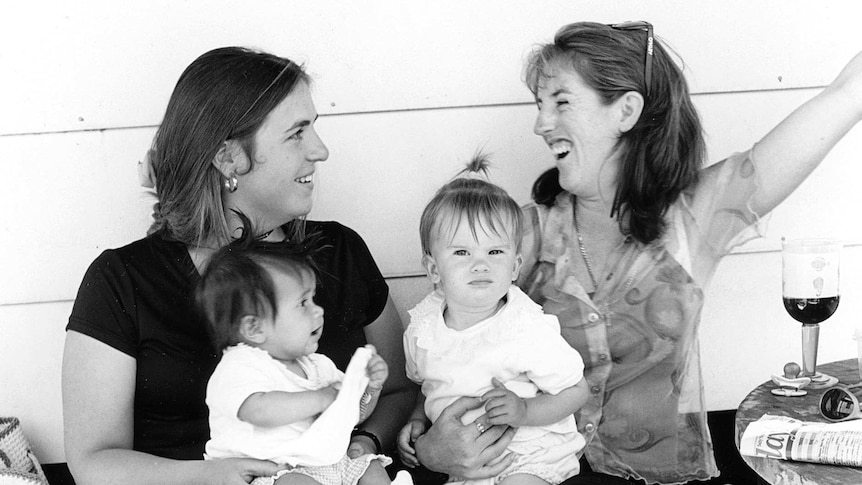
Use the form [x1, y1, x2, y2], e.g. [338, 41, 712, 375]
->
[572, 206, 599, 291]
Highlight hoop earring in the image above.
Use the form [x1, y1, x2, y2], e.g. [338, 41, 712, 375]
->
[224, 174, 238, 193]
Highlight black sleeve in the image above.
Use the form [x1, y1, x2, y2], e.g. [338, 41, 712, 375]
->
[66, 249, 140, 357]
[311, 221, 389, 369]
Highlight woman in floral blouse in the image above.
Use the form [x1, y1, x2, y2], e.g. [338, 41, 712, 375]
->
[413, 21, 862, 485]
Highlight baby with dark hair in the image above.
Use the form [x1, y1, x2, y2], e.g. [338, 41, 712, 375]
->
[196, 216, 411, 485]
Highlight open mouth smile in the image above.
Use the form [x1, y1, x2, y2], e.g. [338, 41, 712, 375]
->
[551, 141, 572, 160]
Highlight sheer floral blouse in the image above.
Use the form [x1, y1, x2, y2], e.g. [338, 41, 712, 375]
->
[517, 150, 764, 484]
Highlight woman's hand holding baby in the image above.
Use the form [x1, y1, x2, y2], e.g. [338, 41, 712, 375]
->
[413, 396, 516, 479]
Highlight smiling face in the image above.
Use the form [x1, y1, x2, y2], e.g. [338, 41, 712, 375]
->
[424, 213, 522, 328]
[532, 65, 622, 199]
[258, 267, 325, 362]
[227, 81, 329, 231]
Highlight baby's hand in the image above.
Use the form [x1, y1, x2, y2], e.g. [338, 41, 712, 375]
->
[347, 439, 370, 459]
[364, 345, 389, 391]
[481, 378, 526, 427]
[397, 419, 427, 468]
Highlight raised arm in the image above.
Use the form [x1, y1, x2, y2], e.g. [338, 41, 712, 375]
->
[62, 331, 279, 485]
[749, 50, 862, 215]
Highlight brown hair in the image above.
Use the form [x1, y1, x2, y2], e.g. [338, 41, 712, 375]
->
[148, 47, 311, 247]
[525, 22, 704, 244]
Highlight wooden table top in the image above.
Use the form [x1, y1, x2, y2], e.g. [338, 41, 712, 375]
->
[735, 358, 862, 484]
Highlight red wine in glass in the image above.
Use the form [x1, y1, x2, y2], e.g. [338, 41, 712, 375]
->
[781, 237, 842, 388]
[783, 296, 840, 325]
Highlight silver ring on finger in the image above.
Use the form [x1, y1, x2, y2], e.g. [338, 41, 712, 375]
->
[475, 421, 486, 434]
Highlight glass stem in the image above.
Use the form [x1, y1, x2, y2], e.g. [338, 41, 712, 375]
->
[801, 324, 820, 377]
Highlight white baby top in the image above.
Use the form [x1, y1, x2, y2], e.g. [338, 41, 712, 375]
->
[404, 286, 585, 441]
[206, 343, 370, 466]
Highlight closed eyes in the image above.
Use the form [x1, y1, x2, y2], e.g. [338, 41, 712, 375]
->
[287, 128, 305, 141]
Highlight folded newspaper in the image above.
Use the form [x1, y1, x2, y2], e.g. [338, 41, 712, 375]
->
[740, 414, 862, 467]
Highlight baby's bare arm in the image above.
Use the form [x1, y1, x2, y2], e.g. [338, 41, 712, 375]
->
[482, 378, 588, 427]
[238, 386, 338, 427]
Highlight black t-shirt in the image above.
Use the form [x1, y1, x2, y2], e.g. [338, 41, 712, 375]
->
[66, 221, 388, 460]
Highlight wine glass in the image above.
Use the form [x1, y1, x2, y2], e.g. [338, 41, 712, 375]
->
[782, 238, 841, 389]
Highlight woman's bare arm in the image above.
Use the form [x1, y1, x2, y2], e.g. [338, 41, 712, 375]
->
[750, 50, 862, 215]
[62, 331, 279, 485]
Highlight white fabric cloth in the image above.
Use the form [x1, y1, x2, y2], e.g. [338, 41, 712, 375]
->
[404, 286, 586, 483]
[205, 344, 372, 467]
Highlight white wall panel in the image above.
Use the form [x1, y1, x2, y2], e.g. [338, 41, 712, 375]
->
[308, 103, 552, 277]
[2, 0, 859, 135]
[0, 301, 72, 464]
[0, 129, 154, 304]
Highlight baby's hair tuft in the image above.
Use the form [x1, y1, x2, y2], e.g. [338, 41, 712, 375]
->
[419, 150, 523, 256]
[457, 150, 493, 179]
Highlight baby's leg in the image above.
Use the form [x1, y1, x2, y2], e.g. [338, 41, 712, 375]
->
[498, 474, 550, 485]
[273, 473, 324, 485]
[357, 460, 391, 485]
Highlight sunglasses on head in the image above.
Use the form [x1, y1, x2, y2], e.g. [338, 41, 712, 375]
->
[820, 385, 862, 422]
[608, 21, 654, 98]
